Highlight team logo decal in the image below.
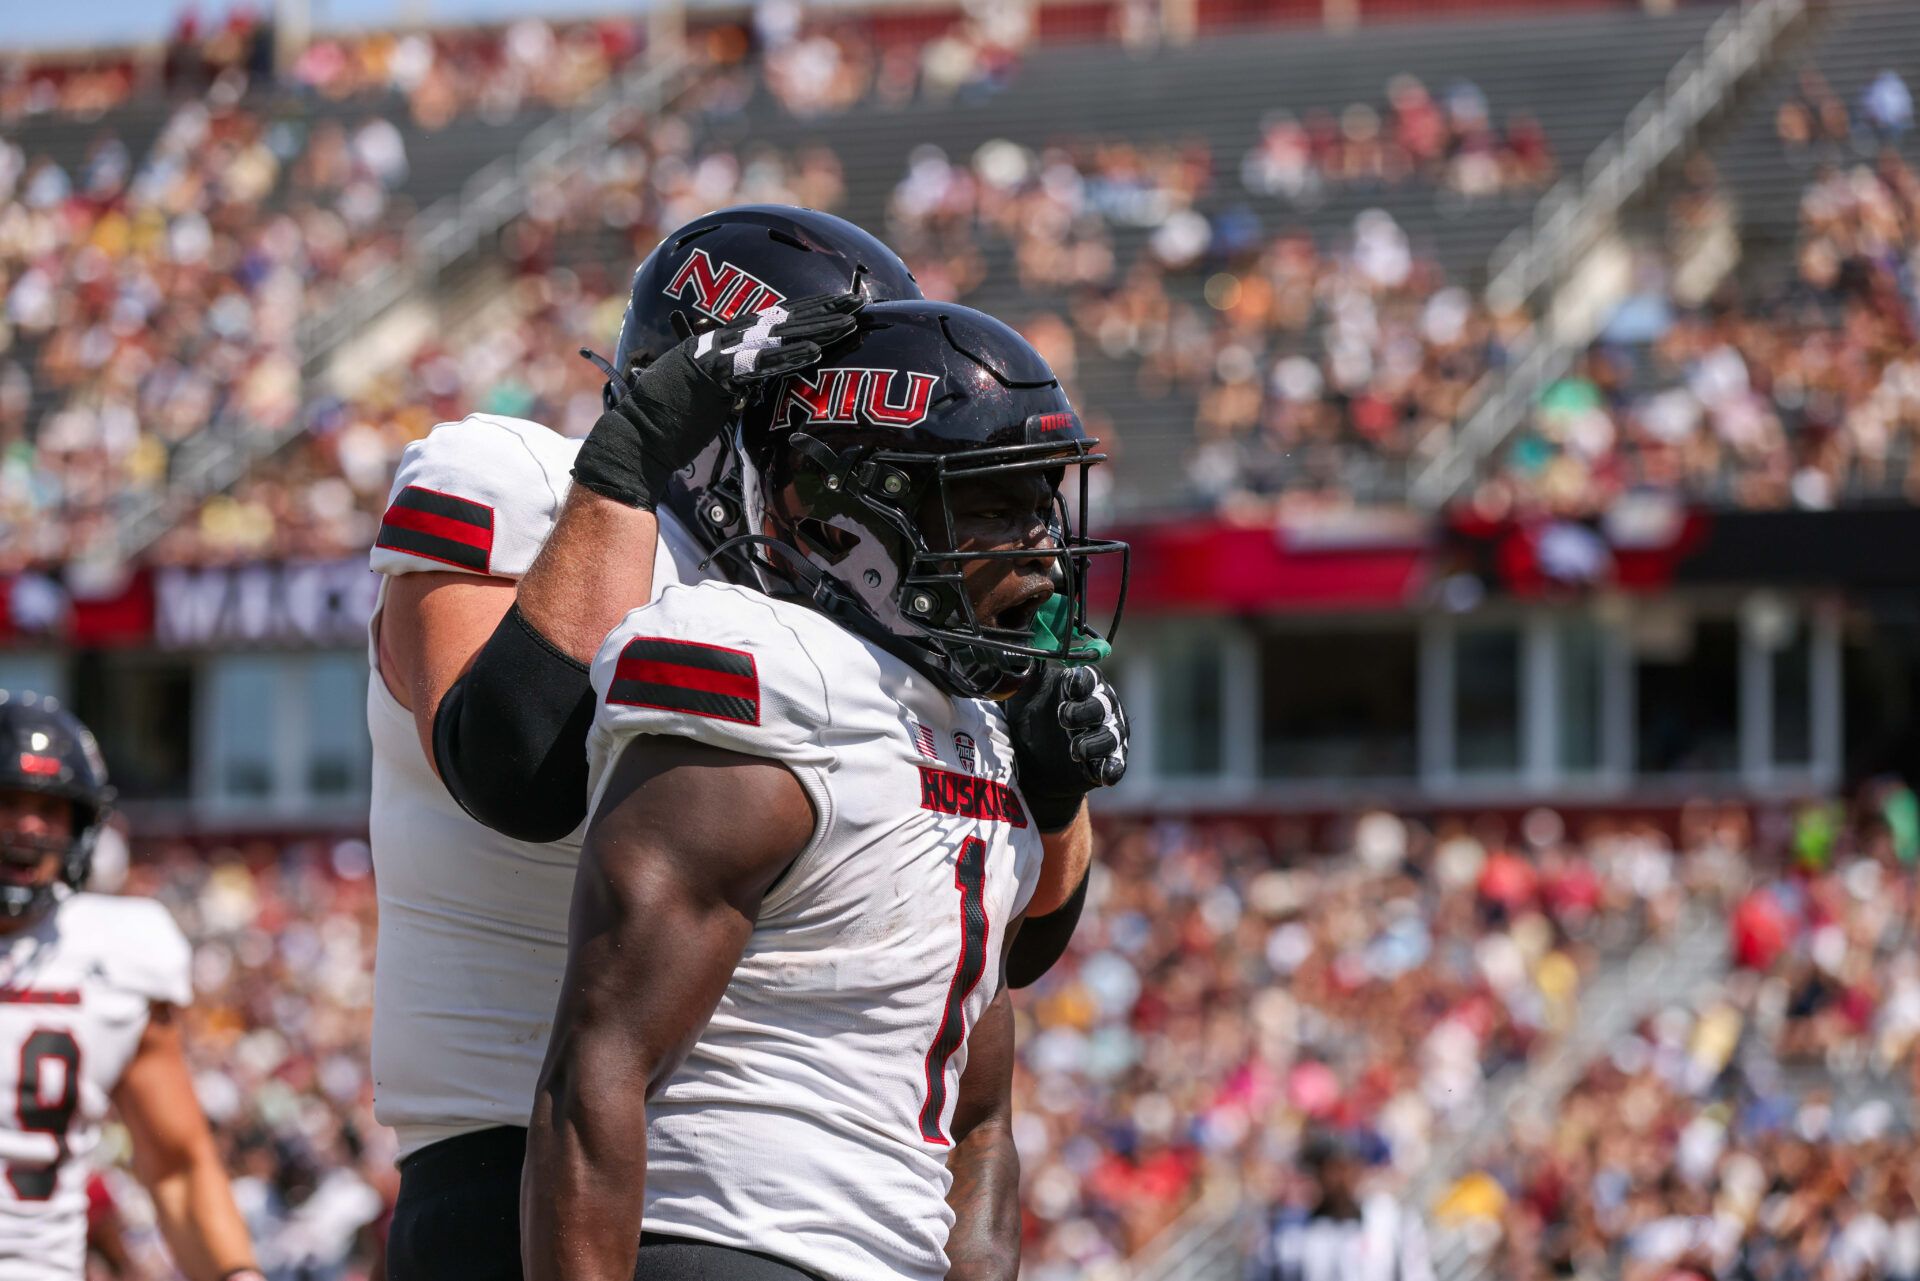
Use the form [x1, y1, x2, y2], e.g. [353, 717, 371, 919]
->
[953, 732, 977, 774]
[774, 367, 940, 430]
[663, 248, 788, 323]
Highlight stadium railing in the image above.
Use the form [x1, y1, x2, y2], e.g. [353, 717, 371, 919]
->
[1407, 0, 1809, 512]
[108, 53, 689, 561]
[1125, 1192, 1256, 1281]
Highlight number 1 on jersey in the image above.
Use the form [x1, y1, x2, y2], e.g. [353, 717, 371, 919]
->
[918, 836, 989, 1145]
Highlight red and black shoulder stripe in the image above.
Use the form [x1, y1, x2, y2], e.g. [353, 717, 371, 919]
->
[608, 636, 760, 726]
[377, 485, 495, 573]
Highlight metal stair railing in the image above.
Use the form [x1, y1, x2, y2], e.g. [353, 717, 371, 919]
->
[1407, 0, 1808, 512]
[1126, 1185, 1256, 1281]
[109, 55, 688, 560]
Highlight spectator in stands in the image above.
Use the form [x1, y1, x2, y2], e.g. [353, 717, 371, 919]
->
[1248, 1132, 1436, 1281]
[1239, 75, 1554, 205]
[1860, 70, 1913, 147]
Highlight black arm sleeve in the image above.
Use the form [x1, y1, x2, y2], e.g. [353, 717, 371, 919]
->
[431, 603, 596, 844]
[1006, 867, 1089, 989]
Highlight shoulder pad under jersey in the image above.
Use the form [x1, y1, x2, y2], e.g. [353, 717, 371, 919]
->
[61, 894, 193, 1009]
[587, 582, 840, 784]
[370, 414, 578, 580]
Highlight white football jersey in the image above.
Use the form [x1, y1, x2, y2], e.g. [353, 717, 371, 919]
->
[365, 412, 714, 1157]
[0, 892, 191, 1280]
[585, 581, 1045, 1281]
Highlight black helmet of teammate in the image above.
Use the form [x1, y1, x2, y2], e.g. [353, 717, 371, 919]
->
[732, 300, 1129, 699]
[601, 205, 922, 564]
[0, 693, 113, 920]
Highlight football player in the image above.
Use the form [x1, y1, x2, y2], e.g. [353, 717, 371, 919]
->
[0, 694, 262, 1281]
[524, 301, 1130, 1281]
[370, 207, 1125, 1280]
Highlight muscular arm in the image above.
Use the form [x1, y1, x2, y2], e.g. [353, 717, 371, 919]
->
[1027, 804, 1091, 918]
[376, 489, 661, 838]
[943, 928, 1023, 1281]
[379, 489, 659, 740]
[111, 1005, 258, 1281]
[522, 736, 815, 1281]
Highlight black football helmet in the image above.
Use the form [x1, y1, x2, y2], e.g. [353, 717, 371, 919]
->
[729, 300, 1129, 699]
[0, 693, 113, 920]
[596, 205, 922, 565]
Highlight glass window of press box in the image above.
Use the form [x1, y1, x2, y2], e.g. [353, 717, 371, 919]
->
[1113, 595, 1839, 802]
[61, 650, 371, 822]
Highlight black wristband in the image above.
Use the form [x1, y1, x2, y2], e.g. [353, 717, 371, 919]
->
[572, 348, 736, 510]
[1008, 866, 1090, 988]
[1025, 791, 1085, 834]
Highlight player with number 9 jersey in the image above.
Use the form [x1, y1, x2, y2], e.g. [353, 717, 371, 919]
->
[0, 695, 260, 1281]
[0, 892, 188, 1270]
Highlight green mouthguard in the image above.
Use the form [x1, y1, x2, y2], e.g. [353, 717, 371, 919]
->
[1030, 595, 1112, 666]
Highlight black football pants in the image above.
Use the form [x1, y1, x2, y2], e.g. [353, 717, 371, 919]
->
[387, 1126, 820, 1281]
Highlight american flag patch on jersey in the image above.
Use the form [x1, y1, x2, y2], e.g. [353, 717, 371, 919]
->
[912, 722, 940, 760]
[376, 485, 495, 572]
[608, 637, 760, 725]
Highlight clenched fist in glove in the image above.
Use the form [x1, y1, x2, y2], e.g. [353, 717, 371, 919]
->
[1008, 663, 1130, 832]
[573, 291, 864, 510]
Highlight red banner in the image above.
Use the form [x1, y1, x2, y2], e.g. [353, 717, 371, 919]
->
[1101, 516, 1430, 614]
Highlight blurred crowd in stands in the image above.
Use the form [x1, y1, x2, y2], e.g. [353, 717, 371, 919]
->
[99, 787, 1920, 1279]
[754, 0, 1037, 117]
[1240, 76, 1554, 205]
[5, 14, 1919, 570]
[1480, 72, 1920, 520]
[150, 120, 842, 565]
[1, 12, 649, 126]
[1014, 808, 1683, 1277]
[884, 136, 1525, 518]
[79, 801, 1682, 1278]
[92, 836, 389, 1280]
[1434, 786, 1920, 1281]
[0, 89, 417, 569]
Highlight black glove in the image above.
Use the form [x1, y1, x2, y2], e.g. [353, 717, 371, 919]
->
[573, 291, 864, 509]
[1008, 663, 1129, 832]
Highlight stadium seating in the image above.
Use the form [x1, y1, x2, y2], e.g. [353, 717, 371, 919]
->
[720, 7, 1725, 506]
[1433, 797, 1920, 1279]
[1690, 0, 1920, 288]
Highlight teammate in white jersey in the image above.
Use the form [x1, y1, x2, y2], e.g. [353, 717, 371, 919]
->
[525, 301, 1131, 1281]
[0, 694, 261, 1281]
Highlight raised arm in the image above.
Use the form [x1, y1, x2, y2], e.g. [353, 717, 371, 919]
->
[521, 734, 815, 1281]
[378, 295, 859, 842]
[374, 352, 732, 844]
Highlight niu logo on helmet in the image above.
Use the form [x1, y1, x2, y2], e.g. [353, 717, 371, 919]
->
[775, 368, 940, 430]
[664, 248, 788, 323]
